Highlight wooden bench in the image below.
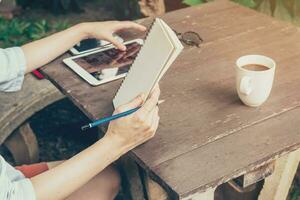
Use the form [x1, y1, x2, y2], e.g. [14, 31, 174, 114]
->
[0, 74, 63, 165]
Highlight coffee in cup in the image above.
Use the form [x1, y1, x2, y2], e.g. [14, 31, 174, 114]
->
[242, 64, 269, 71]
[236, 55, 276, 107]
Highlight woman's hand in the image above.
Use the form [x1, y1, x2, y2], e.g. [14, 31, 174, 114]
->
[106, 85, 160, 152]
[81, 21, 146, 51]
[22, 20, 145, 73]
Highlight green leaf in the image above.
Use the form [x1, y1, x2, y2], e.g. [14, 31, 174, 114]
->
[0, 17, 70, 48]
[233, 0, 257, 8]
[182, 0, 206, 6]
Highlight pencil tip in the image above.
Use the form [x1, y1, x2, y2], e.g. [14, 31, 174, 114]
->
[81, 125, 90, 131]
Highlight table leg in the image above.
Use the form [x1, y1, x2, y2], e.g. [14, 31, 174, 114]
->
[118, 155, 145, 200]
[258, 148, 300, 200]
[4, 122, 39, 165]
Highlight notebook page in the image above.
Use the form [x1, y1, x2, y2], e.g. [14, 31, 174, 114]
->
[113, 18, 180, 108]
[157, 19, 184, 81]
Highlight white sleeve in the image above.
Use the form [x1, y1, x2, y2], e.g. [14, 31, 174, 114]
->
[0, 156, 36, 200]
[0, 47, 27, 92]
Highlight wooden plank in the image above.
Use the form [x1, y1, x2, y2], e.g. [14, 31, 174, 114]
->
[148, 107, 300, 198]
[225, 162, 274, 190]
[258, 149, 300, 200]
[242, 162, 274, 188]
[181, 187, 216, 200]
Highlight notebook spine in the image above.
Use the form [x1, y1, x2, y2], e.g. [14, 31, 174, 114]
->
[113, 18, 157, 105]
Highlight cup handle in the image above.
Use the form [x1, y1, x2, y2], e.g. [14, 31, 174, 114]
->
[240, 76, 252, 95]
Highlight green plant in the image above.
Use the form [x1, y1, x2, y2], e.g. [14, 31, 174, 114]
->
[17, 0, 82, 14]
[0, 17, 70, 48]
[99, 0, 142, 20]
[183, 0, 257, 8]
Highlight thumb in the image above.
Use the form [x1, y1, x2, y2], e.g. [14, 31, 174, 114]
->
[116, 94, 144, 113]
[106, 35, 126, 51]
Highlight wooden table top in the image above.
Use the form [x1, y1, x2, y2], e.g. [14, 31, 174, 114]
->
[42, 1, 300, 199]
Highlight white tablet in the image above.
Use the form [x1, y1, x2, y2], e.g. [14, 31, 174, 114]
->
[63, 39, 143, 86]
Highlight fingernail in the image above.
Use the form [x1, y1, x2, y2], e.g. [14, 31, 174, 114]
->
[140, 94, 146, 101]
[158, 100, 165, 105]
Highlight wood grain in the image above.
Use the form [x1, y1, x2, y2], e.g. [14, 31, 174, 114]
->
[0, 74, 63, 145]
[151, 107, 300, 198]
[41, 1, 300, 198]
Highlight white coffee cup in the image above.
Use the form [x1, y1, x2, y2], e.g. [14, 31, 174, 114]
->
[236, 55, 276, 107]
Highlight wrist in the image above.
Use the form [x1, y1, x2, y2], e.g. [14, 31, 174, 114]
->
[101, 132, 131, 156]
[73, 23, 92, 40]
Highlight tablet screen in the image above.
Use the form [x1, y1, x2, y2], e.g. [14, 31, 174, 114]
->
[74, 38, 99, 52]
[73, 42, 142, 81]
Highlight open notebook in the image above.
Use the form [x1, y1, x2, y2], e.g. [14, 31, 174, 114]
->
[113, 18, 184, 108]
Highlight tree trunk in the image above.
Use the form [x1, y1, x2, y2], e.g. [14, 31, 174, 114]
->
[138, 0, 166, 16]
[0, 0, 18, 19]
[256, 0, 300, 26]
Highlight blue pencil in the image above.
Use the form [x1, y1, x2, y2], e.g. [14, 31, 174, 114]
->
[81, 107, 141, 131]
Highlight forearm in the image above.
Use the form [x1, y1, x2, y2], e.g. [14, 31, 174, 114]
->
[31, 134, 127, 200]
[21, 23, 89, 73]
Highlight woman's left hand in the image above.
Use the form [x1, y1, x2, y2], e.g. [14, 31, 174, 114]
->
[81, 21, 146, 51]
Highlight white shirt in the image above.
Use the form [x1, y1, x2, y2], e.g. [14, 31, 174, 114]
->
[0, 47, 26, 92]
[0, 47, 36, 200]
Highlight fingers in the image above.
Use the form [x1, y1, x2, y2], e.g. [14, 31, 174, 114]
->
[150, 114, 160, 135]
[105, 35, 126, 51]
[138, 86, 160, 114]
[116, 84, 160, 116]
[146, 106, 160, 138]
[115, 94, 144, 113]
[151, 84, 160, 95]
[113, 21, 147, 32]
[145, 105, 159, 125]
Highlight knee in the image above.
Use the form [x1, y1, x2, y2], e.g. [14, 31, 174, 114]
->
[66, 165, 121, 200]
[107, 165, 121, 196]
[98, 165, 121, 200]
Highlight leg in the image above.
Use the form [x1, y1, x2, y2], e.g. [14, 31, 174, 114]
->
[66, 166, 120, 200]
[47, 161, 120, 200]
[4, 123, 39, 165]
[118, 155, 145, 200]
[258, 148, 300, 200]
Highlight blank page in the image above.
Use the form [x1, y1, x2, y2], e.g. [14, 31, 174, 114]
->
[113, 18, 182, 108]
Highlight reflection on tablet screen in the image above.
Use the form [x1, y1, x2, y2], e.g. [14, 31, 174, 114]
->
[73, 42, 142, 81]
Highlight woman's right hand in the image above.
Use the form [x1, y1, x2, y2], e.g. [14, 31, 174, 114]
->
[106, 85, 160, 152]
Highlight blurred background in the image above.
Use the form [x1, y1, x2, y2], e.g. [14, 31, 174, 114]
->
[0, 0, 300, 48]
[1, 0, 300, 200]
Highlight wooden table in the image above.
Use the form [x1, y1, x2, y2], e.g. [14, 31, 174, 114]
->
[42, 1, 300, 199]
